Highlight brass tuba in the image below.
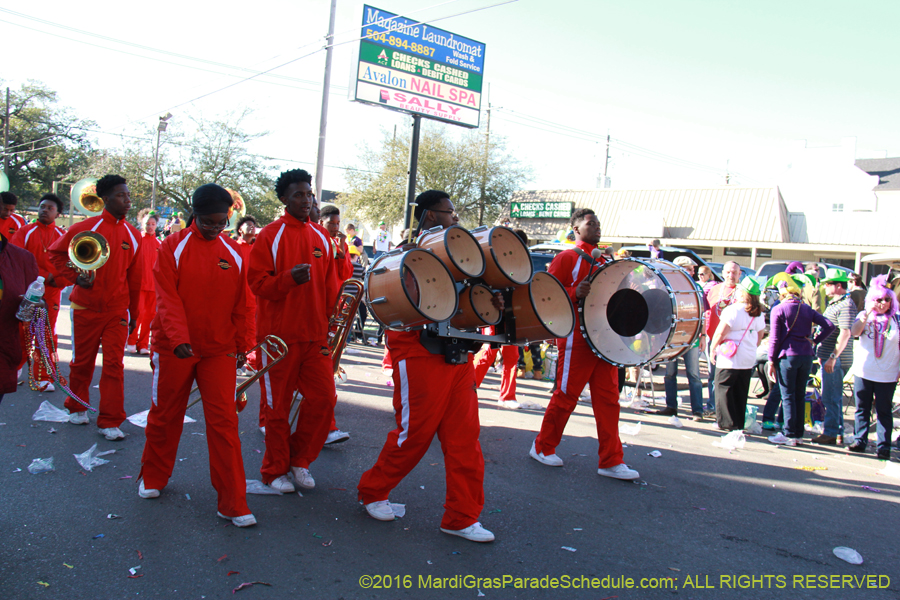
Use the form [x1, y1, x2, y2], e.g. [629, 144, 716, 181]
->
[70, 177, 104, 216]
[67, 231, 109, 283]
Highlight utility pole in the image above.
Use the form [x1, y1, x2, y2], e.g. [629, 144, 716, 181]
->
[3, 88, 9, 177]
[314, 0, 338, 200]
[604, 132, 610, 179]
[151, 113, 172, 210]
[477, 87, 491, 226]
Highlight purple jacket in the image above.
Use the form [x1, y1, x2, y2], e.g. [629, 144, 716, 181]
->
[0, 237, 39, 393]
[768, 299, 835, 361]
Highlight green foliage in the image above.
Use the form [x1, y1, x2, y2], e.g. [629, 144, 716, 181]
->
[1, 80, 96, 207]
[338, 121, 531, 228]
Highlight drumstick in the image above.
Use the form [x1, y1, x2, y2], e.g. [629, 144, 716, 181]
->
[587, 248, 604, 277]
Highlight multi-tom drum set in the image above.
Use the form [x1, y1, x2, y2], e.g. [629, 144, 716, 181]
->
[364, 225, 703, 366]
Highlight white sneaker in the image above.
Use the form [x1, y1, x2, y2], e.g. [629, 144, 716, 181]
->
[36, 381, 55, 392]
[126, 344, 137, 353]
[529, 440, 564, 467]
[270, 475, 295, 493]
[291, 466, 315, 490]
[217, 512, 257, 527]
[99, 427, 125, 441]
[139, 348, 150, 355]
[69, 411, 89, 425]
[138, 479, 160, 499]
[365, 500, 395, 521]
[498, 400, 520, 410]
[597, 463, 640, 480]
[325, 429, 350, 445]
[768, 432, 798, 446]
[368, 339, 379, 347]
[440, 521, 495, 543]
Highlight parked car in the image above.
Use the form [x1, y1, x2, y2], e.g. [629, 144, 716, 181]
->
[617, 245, 722, 282]
[530, 251, 556, 274]
[754, 261, 853, 282]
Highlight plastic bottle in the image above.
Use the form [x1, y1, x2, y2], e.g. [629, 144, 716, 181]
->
[16, 276, 45, 322]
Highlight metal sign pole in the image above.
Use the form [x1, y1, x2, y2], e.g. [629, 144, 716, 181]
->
[404, 114, 421, 234]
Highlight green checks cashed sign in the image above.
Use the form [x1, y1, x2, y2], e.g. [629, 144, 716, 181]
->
[510, 201, 574, 219]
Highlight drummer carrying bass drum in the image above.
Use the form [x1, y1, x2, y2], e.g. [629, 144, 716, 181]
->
[529, 208, 640, 481]
[358, 190, 496, 543]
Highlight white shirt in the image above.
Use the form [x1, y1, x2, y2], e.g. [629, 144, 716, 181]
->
[716, 303, 766, 370]
[852, 314, 900, 383]
[374, 229, 391, 252]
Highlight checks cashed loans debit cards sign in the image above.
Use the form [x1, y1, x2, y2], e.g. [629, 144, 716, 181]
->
[353, 5, 486, 128]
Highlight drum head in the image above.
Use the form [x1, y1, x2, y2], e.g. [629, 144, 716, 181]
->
[472, 226, 533, 287]
[580, 259, 680, 366]
[365, 249, 458, 329]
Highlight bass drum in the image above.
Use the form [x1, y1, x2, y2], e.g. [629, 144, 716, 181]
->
[579, 258, 703, 366]
[365, 248, 458, 329]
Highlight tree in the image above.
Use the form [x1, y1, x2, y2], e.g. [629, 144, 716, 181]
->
[79, 109, 280, 224]
[339, 122, 531, 229]
[1, 80, 96, 206]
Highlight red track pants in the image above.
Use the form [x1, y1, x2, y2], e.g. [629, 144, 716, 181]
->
[141, 352, 249, 517]
[259, 340, 335, 483]
[473, 344, 518, 400]
[358, 354, 485, 530]
[534, 336, 624, 469]
[66, 308, 128, 428]
[127, 290, 156, 350]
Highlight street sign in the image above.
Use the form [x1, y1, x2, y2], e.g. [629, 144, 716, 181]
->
[510, 201, 574, 219]
[353, 5, 486, 128]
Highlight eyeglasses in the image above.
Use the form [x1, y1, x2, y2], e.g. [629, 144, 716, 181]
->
[197, 218, 228, 231]
[875, 298, 891, 304]
[428, 208, 457, 216]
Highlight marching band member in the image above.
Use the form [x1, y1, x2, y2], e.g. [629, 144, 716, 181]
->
[529, 208, 640, 481]
[320, 204, 352, 445]
[473, 327, 520, 409]
[248, 169, 338, 494]
[48, 174, 142, 441]
[126, 210, 160, 355]
[233, 215, 263, 430]
[138, 184, 255, 527]
[0, 192, 26, 239]
[358, 190, 494, 543]
[11, 193, 66, 391]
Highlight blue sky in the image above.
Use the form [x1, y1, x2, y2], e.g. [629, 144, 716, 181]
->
[1, 0, 896, 193]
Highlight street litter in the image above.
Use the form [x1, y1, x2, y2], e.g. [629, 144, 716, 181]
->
[669, 416, 683, 428]
[322, 540, 333, 547]
[233, 581, 272, 593]
[93, 534, 104, 539]
[561, 546, 576, 552]
[713, 431, 745, 450]
[796, 466, 828, 471]
[861, 486, 881, 493]
[31, 400, 70, 422]
[185, 494, 191, 500]
[118, 476, 132, 480]
[647, 450, 662, 458]
[63, 563, 73, 569]
[619, 422, 641, 436]
[246, 480, 283, 495]
[390, 503, 406, 517]
[48, 428, 57, 434]
[227, 571, 239, 576]
[107, 514, 121, 519]
[37, 582, 50, 587]
[833, 547, 863, 565]
[129, 566, 141, 575]
[746, 421, 763, 435]
[73, 444, 115, 471]
[127, 574, 144, 579]
[126, 409, 195, 428]
[877, 462, 900, 478]
[217, 555, 228, 562]
[27, 457, 54, 474]
[12, 468, 21, 473]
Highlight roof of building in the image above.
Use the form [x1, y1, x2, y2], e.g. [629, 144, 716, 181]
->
[504, 187, 790, 244]
[855, 158, 900, 191]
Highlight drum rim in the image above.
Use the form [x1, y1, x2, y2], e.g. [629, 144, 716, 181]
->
[577, 257, 704, 367]
[364, 248, 460, 330]
[483, 225, 534, 286]
[440, 225, 487, 278]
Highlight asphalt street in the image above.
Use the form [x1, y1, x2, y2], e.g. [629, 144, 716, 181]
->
[1, 295, 899, 600]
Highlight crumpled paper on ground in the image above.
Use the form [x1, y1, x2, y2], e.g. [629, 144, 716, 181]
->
[32, 401, 71, 422]
[619, 422, 641, 436]
[833, 546, 863, 564]
[74, 444, 116, 471]
[713, 430, 746, 450]
[390, 503, 406, 518]
[746, 421, 763, 435]
[126, 410, 196, 428]
[668, 416, 683, 428]
[27, 458, 55, 474]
